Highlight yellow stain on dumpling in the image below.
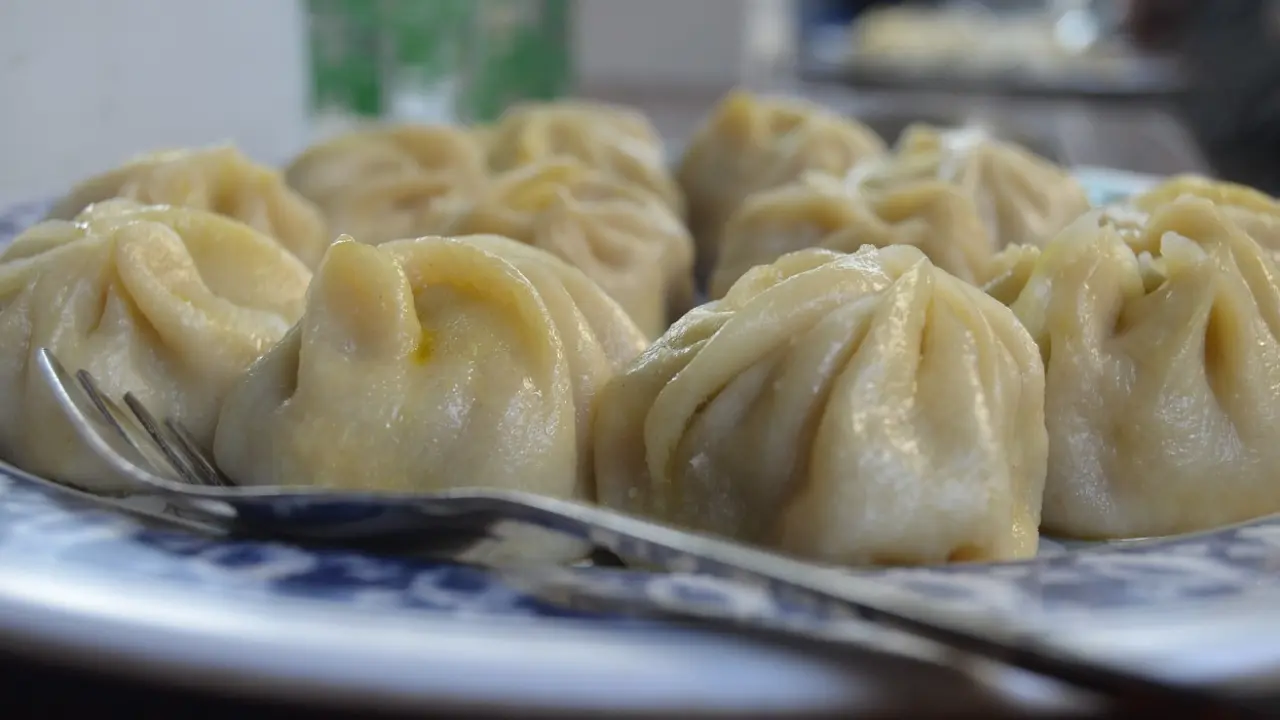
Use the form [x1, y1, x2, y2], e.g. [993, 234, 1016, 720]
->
[413, 280, 524, 364]
[412, 326, 435, 365]
[406, 265, 535, 354]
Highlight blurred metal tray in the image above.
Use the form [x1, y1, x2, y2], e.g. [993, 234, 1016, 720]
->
[787, 86, 1211, 177]
[799, 55, 1187, 101]
[797, 18, 1188, 101]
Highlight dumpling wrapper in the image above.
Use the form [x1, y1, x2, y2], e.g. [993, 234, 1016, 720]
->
[848, 124, 1090, 250]
[710, 172, 996, 298]
[1001, 197, 1280, 539]
[285, 124, 488, 245]
[0, 200, 312, 492]
[486, 101, 683, 217]
[980, 243, 1042, 307]
[1131, 174, 1280, 252]
[851, 6, 986, 64]
[214, 234, 648, 499]
[595, 244, 1046, 566]
[448, 158, 695, 338]
[677, 91, 887, 277]
[47, 146, 331, 268]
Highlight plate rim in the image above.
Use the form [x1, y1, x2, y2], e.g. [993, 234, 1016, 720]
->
[0, 469, 1029, 717]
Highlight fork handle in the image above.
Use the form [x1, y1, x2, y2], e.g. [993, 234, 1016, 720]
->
[149, 487, 1237, 712]
[384, 492, 1243, 714]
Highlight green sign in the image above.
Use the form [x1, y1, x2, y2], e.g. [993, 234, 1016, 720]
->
[305, 0, 571, 125]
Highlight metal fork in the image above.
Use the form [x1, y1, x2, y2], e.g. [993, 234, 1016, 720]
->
[71, 367, 233, 490]
[32, 347, 1254, 714]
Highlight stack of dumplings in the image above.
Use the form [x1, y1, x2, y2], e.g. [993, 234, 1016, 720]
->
[0, 201, 311, 492]
[283, 100, 690, 338]
[710, 172, 996, 297]
[447, 157, 695, 338]
[13, 90, 1280, 570]
[485, 101, 683, 216]
[47, 146, 332, 269]
[284, 124, 489, 246]
[846, 124, 1090, 250]
[678, 91, 887, 277]
[709, 122, 1086, 301]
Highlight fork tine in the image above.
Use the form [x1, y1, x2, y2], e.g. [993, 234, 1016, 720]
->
[165, 417, 234, 487]
[121, 391, 203, 486]
[74, 369, 143, 455]
[45, 354, 187, 485]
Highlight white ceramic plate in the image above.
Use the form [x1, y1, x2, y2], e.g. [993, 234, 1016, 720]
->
[4, 173, 1278, 716]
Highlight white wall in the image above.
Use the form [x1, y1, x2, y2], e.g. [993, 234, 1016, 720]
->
[573, 0, 751, 86]
[0, 0, 309, 207]
[573, 0, 793, 89]
[0, 0, 784, 208]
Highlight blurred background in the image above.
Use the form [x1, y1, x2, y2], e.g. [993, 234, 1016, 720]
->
[1, 0, 1276, 207]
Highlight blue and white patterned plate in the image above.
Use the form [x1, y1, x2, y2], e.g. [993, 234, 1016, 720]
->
[3, 174, 1279, 715]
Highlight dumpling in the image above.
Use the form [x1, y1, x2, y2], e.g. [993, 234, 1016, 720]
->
[214, 234, 648, 498]
[709, 172, 996, 298]
[486, 101, 683, 216]
[447, 158, 695, 338]
[47, 146, 331, 268]
[0, 200, 312, 492]
[980, 243, 1042, 307]
[284, 124, 488, 245]
[848, 124, 1090, 250]
[851, 6, 984, 66]
[595, 245, 1046, 566]
[677, 91, 887, 276]
[470, 123, 496, 151]
[1002, 197, 1280, 539]
[1132, 175, 1280, 251]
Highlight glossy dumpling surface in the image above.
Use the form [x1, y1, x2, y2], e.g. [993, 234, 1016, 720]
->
[47, 146, 331, 268]
[710, 172, 996, 298]
[0, 200, 312, 491]
[214, 235, 648, 497]
[595, 245, 1046, 566]
[448, 158, 695, 338]
[285, 124, 488, 245]
[1004, 197, 1280, 539]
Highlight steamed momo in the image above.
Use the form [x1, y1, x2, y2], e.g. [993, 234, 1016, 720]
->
[980, 243, 1042, 306]
[1132, 175, 1280, 252]
[285, 124, 488, 245]
[848, 124, 1089, 250]
[710, 172, 996, 298]
[595, 245, 1047, 566]
[47, 146, 331, 268]
[448, 158, 695, 338]
[0, 201, 312, 491]
[678, 91, 887, 276]
[486, 101, 683, 216]
[1002, 197, 1280, 539]
[214, 235, 649, 497]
